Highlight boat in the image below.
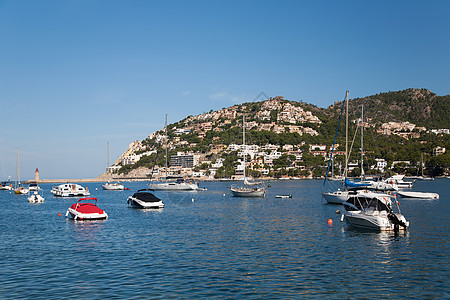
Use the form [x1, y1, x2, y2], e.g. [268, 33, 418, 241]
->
[342, 191, 409, 231]
[149, 176, 199, 191]
[0, 179, 13, 190]
[229, 116, 266, 197]
[51, 183, 90, 197]
[416, 153, 434, 180]
[65, 197, 108, 220]
[27, 190, 44, 203]
[14, 149, 29, 195]
[127, 189, 165, 209]
[28, 182, 41, 191]
[322, 91, 350, 204]
[101, 181, 124, 190]
[384, 175, 413, 189]
[148, 115, 199, 191]
[276, 195, 292, 198]
[397, 191, 439, 199]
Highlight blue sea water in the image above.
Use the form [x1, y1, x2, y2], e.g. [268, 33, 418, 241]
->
[0, 179, 448, 299]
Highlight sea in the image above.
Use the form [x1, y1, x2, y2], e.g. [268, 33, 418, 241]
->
[0, 179, 448, 299]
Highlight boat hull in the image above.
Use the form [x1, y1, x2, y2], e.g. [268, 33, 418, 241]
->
[397, 191, 439, 199]
[148, 182, 198, 191]
[230, 188, 265, 197]
[101, 184, 124, 190]
[344, 211, 409, 231]
[322, 191, 349, 204]
[66, 208, 108, 220]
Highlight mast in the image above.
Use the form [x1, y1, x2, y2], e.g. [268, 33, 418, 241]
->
[243, 115, 246, 181]
[344, 91, 349, 178]
[360, 105, 364, 180]
[15, 148, 19, 188]
[107, 141, 110, 172]
[165, 114, 168, 181]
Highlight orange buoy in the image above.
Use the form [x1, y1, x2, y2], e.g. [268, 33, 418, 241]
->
[327, 219, 333, 225]
[58, 212, 61, 216]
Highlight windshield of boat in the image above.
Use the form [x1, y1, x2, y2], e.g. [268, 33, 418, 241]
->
[345, 196, 391, 212]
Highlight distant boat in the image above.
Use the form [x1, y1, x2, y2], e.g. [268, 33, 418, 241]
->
[229, 116, 266, 197]
[51, 183, 90, 197]
[14, 149, 28, 195]
[416, 153, 434, 180]
[384, 175, 413, 189]
[101, 182, 124, 190]
[0, 179, 13, 191]
[397, 191, 439, 199]
[148, 115, 199, 191]
[276, 195, 292, 198]
[28, 190, 44, 203]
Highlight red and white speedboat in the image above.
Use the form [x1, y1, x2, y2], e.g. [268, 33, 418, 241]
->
[65, 197, 108, 220]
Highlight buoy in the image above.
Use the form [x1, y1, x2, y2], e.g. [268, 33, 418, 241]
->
[192, 198, 194, 202]
[58, 212, 61, 216]
[223, 194, 225, 196]
[327, 219, 333, 225]
[96, 188, 98, 190]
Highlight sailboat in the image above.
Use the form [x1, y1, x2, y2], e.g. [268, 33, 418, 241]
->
[14, 149, 29, 195]
[417, 153, 434, 180]
[148, 115, 199, 191]
[229, 116, 266, 197]
[322, 91, 356, 204]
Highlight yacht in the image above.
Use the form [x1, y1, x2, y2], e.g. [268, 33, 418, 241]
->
[0, 180, 13, 190]
[149, 176, 198, 191]
[384, 175, 413, 189]
[51, 183, 90, 197]
[28, 183, 41, 191]
[127, 189, 164, 209]
[101, 182, 124, 190]
[342, 191, 409, 231]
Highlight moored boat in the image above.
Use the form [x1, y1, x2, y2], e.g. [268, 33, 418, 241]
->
[65, 197, 108, 220]
[127, 189, 164, 209]
[101, 182, 124, 190]
[397, 191, 439, 199]
[51, 183, 90, 197]
[28, 190, 44, 203]
[342, 192, 409, 231]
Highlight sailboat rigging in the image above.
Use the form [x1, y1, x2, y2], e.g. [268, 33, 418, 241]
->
[229, 115, 266, 197]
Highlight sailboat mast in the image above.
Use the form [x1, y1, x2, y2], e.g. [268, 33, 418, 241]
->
[243, 115, 246, 180]
[361, 105, 364, 180]
[165, 114, 168, 180]
[344, 91, 349, 178]
[107, 141, 110, 171]
[15, 148, 18, 188]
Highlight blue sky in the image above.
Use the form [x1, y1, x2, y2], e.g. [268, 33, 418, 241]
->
[1, 0, 449, 179]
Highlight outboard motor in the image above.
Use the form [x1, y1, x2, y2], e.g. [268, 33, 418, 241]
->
[388, 211, 407, 232]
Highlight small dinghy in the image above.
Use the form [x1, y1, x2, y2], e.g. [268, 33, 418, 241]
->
[397, 191, 439, 199]
[127, 189, 164, 209]
[65, 197, 108, 220]
[276, 195, 292, 198]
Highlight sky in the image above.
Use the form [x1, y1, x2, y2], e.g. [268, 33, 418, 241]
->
[1, 0, 449, 180]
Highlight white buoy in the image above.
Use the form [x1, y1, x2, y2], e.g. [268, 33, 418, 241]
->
[192, 198, 194, 202]
[223, 194, 226, 196]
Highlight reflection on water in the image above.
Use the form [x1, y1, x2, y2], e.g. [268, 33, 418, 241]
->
[0, 179, 448, 299]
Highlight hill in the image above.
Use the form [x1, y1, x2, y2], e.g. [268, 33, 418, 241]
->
[104, 89, 450, 179]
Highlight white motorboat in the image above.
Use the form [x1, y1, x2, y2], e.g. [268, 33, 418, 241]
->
[397, 191, 439, 199]
[65, 197, 108, 220]
[101, 182, 124, 190]
[0, 180, 13, 190]
[229, 116, 266, 198]
[127, 189, 164, 209]
[149, 176, 199, 191]
[342, 192, 409, 231]
[384, 175, 413, 189]
[28, 183, 41, 191]
[51, 183, 90, 197]
[28, 190, 44, 203]
[322, 189, 351, 204]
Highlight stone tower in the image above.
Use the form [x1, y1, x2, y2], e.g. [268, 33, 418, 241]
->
[35, 168, 39, 182]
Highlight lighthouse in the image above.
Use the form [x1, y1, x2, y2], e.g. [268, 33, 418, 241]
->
[35, 168, 40, 183]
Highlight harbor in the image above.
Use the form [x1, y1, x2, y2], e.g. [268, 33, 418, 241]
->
[1, 178, 448, 298]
